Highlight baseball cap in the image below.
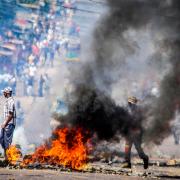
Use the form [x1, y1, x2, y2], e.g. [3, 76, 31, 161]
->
[128, 96, 138, 104]
[1, 87, 12, 94]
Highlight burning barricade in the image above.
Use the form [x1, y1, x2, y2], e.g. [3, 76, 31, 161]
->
[6, 127, 91, 171]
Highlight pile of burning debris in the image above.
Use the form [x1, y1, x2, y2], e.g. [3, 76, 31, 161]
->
[0, 127, 179, 179]
[2, 152, 180, 179]
[4, 127, 90, 170]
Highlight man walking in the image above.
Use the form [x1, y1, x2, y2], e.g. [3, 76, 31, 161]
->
[0, 87, 16, 160]
[122, 96, 149, 169]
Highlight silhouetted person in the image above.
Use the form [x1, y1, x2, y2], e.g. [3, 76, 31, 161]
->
[121, 96, 149, 169]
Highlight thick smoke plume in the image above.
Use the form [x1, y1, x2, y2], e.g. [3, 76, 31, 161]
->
[62, 85, 133, 140]
[56, 0, 180, 144]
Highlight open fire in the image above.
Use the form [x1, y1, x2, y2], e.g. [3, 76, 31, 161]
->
[7, 127, 91, 170]
[6, 145, 21, 165]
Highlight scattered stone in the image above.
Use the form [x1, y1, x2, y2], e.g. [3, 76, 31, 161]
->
[0, 158, 179, 179]
[167, 159, 176, 166]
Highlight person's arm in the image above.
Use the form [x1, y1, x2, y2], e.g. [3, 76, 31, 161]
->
[1, 112, 13, 128]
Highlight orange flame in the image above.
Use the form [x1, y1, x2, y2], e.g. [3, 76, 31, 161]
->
[6, 145, 21, 164]
[23, 127, 91, 170]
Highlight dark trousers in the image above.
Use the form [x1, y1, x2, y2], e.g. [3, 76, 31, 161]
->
[125, 129, 148, 163]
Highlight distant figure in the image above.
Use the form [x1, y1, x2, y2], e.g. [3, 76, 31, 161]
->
[51, 97, 68, 116]
[171, 108, 180, 145]
[26, 75, 34, 96]
[0, 87, 16, 160]
[44, 73, 50, 96]
[121, 96, 149, 169]
[38, 75, 45, 97]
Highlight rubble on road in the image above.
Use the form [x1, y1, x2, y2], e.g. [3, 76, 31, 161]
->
[0, 157, 180, 179]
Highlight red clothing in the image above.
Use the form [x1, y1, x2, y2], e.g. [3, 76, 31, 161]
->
[32, 45, 39, 56]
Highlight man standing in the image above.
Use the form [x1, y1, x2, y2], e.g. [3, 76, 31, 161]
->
[122, 96, 149, 169]
[0, 87, 16, 160]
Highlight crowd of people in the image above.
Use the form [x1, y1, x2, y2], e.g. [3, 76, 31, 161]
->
[0, 0, 80, 97]
[0, 0, 81, 157]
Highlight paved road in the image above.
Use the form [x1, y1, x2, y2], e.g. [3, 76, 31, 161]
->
[0, 162, 180, 180]
[0, 169, 153, 180]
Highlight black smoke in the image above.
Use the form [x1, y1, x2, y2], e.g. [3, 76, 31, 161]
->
[62, 85, 133, 140]
[56, 0, 180, 144]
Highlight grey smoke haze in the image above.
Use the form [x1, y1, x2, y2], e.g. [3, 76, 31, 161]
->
[63, 0, 180, 144]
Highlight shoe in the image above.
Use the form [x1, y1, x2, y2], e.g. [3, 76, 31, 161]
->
[143, 156, 149, 169]
[2, 159, 9, 167]
[121, 162, 131, 169]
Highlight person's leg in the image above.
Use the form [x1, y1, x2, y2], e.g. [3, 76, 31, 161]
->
[172, 128, 179, 144]
[121, 138, 132, 168]
[125, 139, 132, 163]
[177, 131, 180, 144]
[3, 125, 15, 161]
[0, 129, 7, 160]
[4, 149, 7, 160]
[133, 131, 149, 169]
[174, 132, 179, 144]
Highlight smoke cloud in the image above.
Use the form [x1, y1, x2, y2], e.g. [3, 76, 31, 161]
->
[56, 0, 180, 144]
[62, 85, 133, 140]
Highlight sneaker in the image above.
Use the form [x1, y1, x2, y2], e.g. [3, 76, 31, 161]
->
[121, 162, 131, 169]
[143, 156, 149, 169]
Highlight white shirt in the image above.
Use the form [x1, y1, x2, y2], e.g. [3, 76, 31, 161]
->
[4, 97, 16, 126]
[29, 65, 37, 77]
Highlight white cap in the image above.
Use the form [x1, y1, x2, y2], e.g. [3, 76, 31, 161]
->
[1, 87, 12, 94]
